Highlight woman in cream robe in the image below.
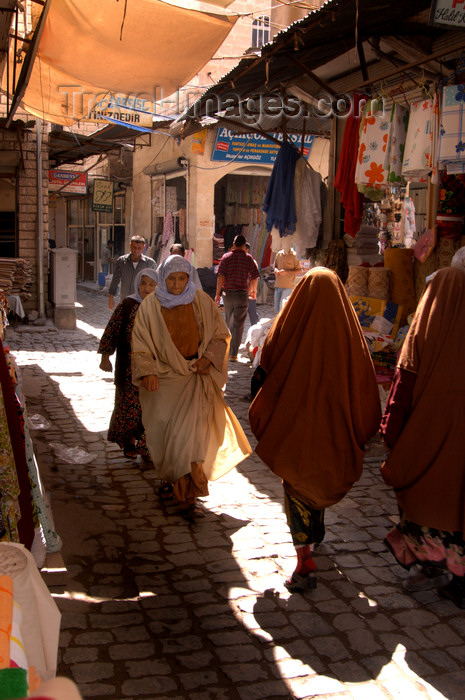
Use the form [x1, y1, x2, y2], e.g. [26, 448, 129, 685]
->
[131, 255, 251, 518]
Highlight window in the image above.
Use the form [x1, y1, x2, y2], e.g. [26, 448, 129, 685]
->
[252, 16, 270, 49]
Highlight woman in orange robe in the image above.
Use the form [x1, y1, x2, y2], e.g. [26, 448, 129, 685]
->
[380, 266, 465, 608]
[249, 267, 381, 591]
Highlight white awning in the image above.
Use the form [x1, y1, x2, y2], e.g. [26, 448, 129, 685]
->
[16, 0, 237, 126]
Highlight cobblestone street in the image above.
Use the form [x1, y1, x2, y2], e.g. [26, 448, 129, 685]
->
[5, 287, 465, 700]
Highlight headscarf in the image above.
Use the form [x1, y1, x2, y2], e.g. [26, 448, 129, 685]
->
[155, 254, 197, 308]
[426, 245, 465, 285]
[381, 266, 465, 534]
[128, 268, 158, 303]
[249, 267, 381, 509]
[451, 246, 465, 273]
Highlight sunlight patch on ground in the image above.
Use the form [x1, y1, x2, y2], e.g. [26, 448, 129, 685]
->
[52, 590, 157, 604]
[76, 319, 105, 338]
[358, 591, 378, 608]
[15, 349, 113, 433]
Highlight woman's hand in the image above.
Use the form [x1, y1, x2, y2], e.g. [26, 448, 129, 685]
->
[142, 375, 159, 392]
[193, 357, 212, 375]
[99, 355, 112, 372]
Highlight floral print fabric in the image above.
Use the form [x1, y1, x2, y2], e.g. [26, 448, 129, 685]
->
[384, 104, 409, 184]
[386, 515, 465, 577]
[355, 106, 391, 188]
[98, 298, 148, 455]
[355, 103, 409, 190]
[284, 491, 325, 546]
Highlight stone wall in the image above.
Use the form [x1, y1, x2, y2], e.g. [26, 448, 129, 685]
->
[0, 115, 49, 314]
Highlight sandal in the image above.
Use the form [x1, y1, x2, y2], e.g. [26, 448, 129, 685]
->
[123, 445, 138, 460]
[158, 482, 174, 501]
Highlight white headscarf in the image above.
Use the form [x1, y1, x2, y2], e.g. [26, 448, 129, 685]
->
[128, 268, 158, 303]
[155, 254, 197, 308]
[451, 246, 465, 273]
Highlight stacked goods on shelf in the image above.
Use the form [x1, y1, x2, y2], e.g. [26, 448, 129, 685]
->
[0, 258, 33, 302]
[345, 225, 383, 266]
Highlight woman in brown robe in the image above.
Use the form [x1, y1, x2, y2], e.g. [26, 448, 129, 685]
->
[380, 266, 465, 608]
[249, 267, 381, 591]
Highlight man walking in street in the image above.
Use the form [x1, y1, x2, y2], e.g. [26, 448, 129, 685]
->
[215, 234, 259, 361]
[101, 239, 113, 276]
[108, 235, 156, 310]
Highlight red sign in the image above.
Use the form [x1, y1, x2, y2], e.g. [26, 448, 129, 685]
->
[48, 170, 88, 194]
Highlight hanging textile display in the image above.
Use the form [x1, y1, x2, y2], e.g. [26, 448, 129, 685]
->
[0, 390, 21, 543]
[400, 196, 416, 248]
[439, 84, 465, 174]
[402, 97, 439, 183]
[262, 142, 300, 236]
[0, 542, 61, 686]
[294, 159, 322, 251]
[334, 92, 367, 237]
[384, 103, 409, 185]
[0, 339, 35, 550]
[159, 211, 175, 264]
[14, 358, 62, 555]
[355, 106, 391, 189]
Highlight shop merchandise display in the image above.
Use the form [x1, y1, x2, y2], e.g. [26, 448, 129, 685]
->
[0, 320, 62, 696]
[333, 85, 465, 400]
[0, 543, 61, 694]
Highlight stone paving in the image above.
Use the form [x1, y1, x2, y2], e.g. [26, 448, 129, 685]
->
[4, 286, 465, 700]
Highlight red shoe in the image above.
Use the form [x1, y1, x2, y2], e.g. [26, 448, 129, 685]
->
[284, 572, 317, 592]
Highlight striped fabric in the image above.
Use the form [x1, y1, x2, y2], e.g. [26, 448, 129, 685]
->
[217, 249, 259, 290]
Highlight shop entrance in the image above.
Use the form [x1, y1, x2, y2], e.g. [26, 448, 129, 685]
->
[213, 169, 271, 267]
[0, 177, 17, 257]
[150, 173, 188, 263]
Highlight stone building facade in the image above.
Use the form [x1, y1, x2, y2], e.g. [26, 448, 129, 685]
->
[0, 108, 50, 315]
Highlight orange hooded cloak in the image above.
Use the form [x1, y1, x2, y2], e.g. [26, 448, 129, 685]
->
[249, 267, 381, 509]
[381, 266, 465, 536]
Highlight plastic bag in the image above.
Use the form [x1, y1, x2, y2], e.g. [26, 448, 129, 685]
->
[49, 443, 97, 464]
[28, 413, 51, 430]
[413, 226, 436, 263]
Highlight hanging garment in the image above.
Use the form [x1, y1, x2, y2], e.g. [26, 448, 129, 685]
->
[400, 196, 416, 248]
[334, 92, 367, 237]
[261, 233, 272, 269]
[263, 142, 300, 236]
[294, 158, 322, 250]
[439, 85, 465, 174]
[355, 105, 391, 189]
[159, 212, 175, 264]
[402, 97, 439, 183]
[384, 103, 409, 185]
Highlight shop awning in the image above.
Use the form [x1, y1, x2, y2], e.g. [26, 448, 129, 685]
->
[173, 0, 465, 139]
[6, 0, 238, 126]
[48, 124, 143, 166]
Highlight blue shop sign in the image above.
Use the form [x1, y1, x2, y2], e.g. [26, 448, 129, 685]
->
[211, 129, 315, 163]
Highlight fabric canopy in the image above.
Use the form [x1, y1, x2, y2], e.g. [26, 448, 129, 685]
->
[17, 0, 237, 126]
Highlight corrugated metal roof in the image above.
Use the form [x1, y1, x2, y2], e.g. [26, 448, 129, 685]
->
[49, 124, 141, 166]
[176, 0, 465, 138]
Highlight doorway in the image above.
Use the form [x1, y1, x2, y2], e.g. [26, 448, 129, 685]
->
[0, 177, 17, 257]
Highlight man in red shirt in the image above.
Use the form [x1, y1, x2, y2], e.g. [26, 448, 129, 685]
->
[215, 234, 259, 361]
